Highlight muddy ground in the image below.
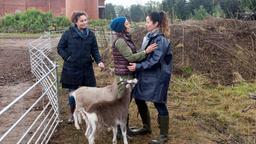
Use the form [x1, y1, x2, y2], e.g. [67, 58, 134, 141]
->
[0, 38, 36, 109]
[0, 38, 33, 86]
[0, 38, 42, 143]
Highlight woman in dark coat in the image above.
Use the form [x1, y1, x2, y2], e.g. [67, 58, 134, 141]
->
[57, 11, 104, 123]
[128, 11, 172, 144]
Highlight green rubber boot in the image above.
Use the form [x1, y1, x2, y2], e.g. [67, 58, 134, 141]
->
[130, 106, 151, 135]
[149, 115, 169, 144]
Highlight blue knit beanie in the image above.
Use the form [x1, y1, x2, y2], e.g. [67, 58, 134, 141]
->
[110, 17, 126, 32]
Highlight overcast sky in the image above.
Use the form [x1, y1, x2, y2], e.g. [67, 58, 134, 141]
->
[105, 0, 162, 7]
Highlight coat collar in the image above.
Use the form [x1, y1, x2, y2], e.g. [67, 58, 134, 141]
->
[139, 28, 163, 51]
[70, 26, 90, 39]
[147, 28, 163, 39]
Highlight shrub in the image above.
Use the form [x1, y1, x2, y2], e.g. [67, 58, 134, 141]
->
[193, 5, 209, 20]
[212, 4, 225, 18]
[0, 9, 71, 33]
[89, 19, 110, 28]
[51, 16, 71, 31]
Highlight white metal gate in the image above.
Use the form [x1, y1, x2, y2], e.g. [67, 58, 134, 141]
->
[0, 32, 59, 144]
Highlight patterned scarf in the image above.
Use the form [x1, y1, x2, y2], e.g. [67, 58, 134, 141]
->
[74, 26, 89, 39]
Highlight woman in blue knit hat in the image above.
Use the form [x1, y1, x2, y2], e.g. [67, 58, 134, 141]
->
[110, 16, 157, 138]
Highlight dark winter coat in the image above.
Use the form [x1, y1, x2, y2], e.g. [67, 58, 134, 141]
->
[57, 26, 102, 89]
[133, 31, 172, 103]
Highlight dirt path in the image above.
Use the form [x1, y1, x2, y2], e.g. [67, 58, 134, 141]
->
[0, 38, 33, 86]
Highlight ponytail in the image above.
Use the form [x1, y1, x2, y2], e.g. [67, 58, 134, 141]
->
[159, 11, 170, 38]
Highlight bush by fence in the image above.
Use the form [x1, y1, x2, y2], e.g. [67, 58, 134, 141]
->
[0, 9, 70, 33]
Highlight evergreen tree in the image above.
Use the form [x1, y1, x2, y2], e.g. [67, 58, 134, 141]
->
[130, 4, 145, 22]
[175, 0, 189, 20]
[115, 5, 129, 17]
[105, 3, 116, 19]
[219, 0, 241, 18]
[144, 0, 161, 15]
[212, 4, 225, 17]
[189, 0, 214, 14]
[241, 0, 256, 11]
[193, 5, 209, 20]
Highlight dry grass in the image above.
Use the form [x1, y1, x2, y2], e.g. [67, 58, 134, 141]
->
[49, 59, 256, 144]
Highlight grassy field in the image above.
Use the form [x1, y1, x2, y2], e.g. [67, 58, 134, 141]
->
[49, 58, 256, 144]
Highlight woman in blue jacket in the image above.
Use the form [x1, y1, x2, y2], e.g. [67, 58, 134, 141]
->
[128, 11, 172, 144]
[57, 11, 104, 123]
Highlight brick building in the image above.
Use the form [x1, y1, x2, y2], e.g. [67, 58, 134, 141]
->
[0, 0, 105, 19]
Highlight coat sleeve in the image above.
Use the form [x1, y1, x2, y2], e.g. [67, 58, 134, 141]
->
[135, 37, 166, 71]
[91, 32, 102, 64]
[115, 38, 146, 62]
[57, 31, 70, 61]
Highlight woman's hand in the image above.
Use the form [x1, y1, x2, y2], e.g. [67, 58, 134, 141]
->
[145, 43, 158, 54]
[98, 62, 105, 70]
[127, 63, 136, 72]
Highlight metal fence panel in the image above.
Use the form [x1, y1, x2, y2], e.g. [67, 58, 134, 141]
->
[0, 32, 59, 144]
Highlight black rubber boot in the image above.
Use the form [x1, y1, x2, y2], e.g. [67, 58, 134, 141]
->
[130, 105, 151, 135]
[117, 126, 133, 140]
[126, 114, 134, 137]
[149, 115, 169, 144]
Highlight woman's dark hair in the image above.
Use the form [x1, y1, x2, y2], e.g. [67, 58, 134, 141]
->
[148, 11, 170, 38]
[71, 11, 88, 23]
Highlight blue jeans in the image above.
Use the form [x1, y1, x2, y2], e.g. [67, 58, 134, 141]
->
[68, 89, 76, 108]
